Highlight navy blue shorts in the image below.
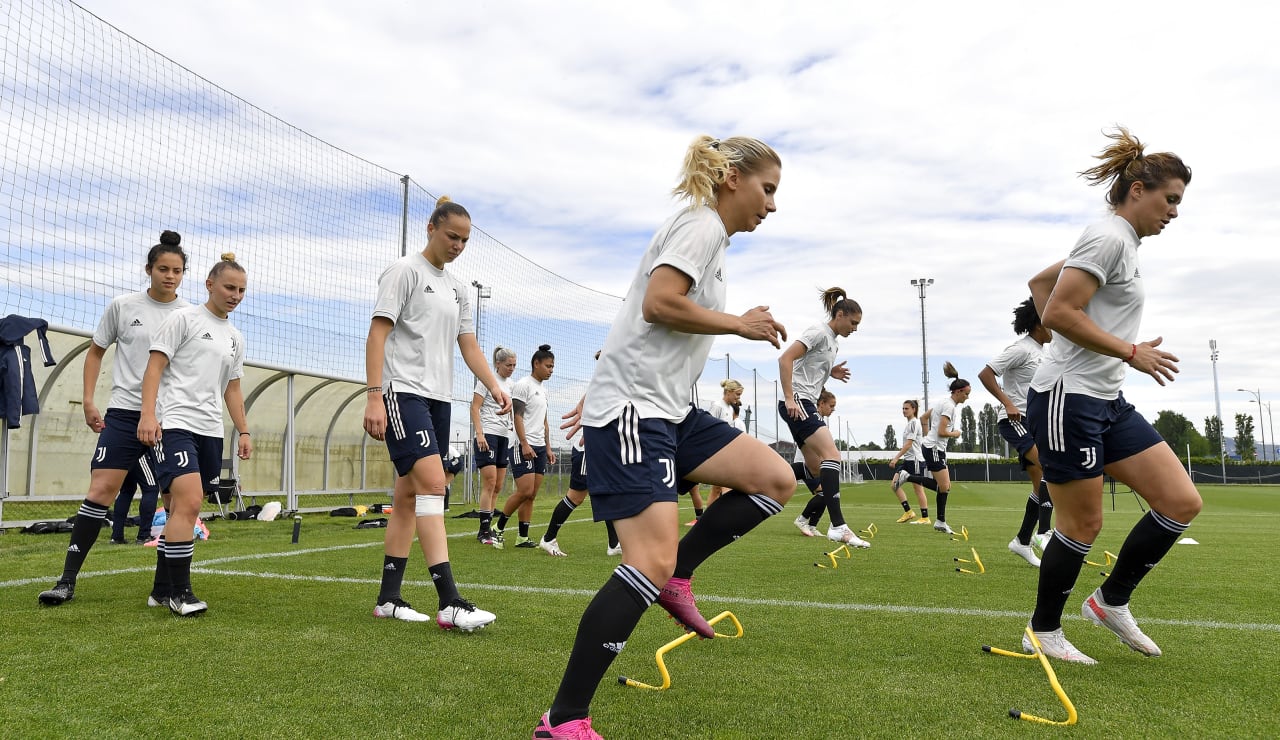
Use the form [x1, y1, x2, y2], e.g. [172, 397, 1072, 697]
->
[897, 459, 926, 478]
[155, 429, 223, 492]
[778, 397, 826, 447]
[442, 455, 464, 475]
[583, 405, 742, 522]
[998, 418, 1037, 469]
[569, 447, 588, 491]
[512, 444, 548, 478]
[473, 433, 511, 469]
[1027, 385, 1162, 484]
[91, 409, 160, 475]
[383, 390, 449, 477]
[922, 445, 948, 473]
[122, 457, 161, 497]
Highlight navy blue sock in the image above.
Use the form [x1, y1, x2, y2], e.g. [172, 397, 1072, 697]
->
[377, 555, 409, 604]
[61, 500, 109, 582]
[819, 461, 845, 528]
[1031, 531, 1090, 632]
[1100, 510, 1189, 606]
[674, 491, 782, 579]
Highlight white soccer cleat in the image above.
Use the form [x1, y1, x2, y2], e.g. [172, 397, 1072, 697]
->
[605, 544, 623, 556]
[538, 538, 568, 557]
[827, 523, 871, 549]
[1008, 537, 1042, 568]
[891, 469, 910, 493]
[437, 598, 496, 632]
[793, 515, 810, 533]
[800, 523, 821, 537]
[933, 520, 955, 535]
[1030, 530, 1052, 553]
[373, 598, 432, 622]
[1023, 626, 1097, 665]
[1082, 588, 1162, 657]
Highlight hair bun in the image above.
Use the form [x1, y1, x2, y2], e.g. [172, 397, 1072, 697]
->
[538, 344, 552, 352]
[159, 230, 181, 246]
[221, 252, 237, 262]
[942, 361, 958, 379]
[436, 195, 452, 207]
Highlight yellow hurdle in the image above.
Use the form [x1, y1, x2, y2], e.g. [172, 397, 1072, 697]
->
[859, 522, 878, 539]
[814, 543, 852, 569]
[618, 611, 745, 691]
[950, 525, 969, 542]
[981, 627, 1079, 726]
[953, 547, 985, 574]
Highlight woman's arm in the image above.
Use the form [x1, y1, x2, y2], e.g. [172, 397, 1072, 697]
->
[470, 392, 489, 451]
[978, 365, 1020, 421]
[937, 413, 960, 439]
[137, 351, 170, 446]
[459, 333, 511, 414]
[643, 266, 786, 347]
[363, 317, 393, 440]
[223, 378, 253, 460]
[777, 340, 807, 418]
[81, 343, 108, 432]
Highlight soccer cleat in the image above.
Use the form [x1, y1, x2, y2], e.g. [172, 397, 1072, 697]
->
[933, 521, 955, 535]
[1023, 625, 1097, 665]
[793, 514, 810, 533]
[437, 597, 495, 632]
[891, 469, 910, 493]
[109, 537, 128, 545]
[1082, 588, 1162, 657]
[1008, 538, 1042, 567]
[908, 517, 932, 525]
[605, 544, 623, 556]
[373, 598, 432, 622]
[490, 530, 505, 550]
[146, 590, 170, 607]
[168, 589, 208, 617]
[37, 581, 75, 606]
[895, 510, 917, 523]
[826, 524, 871, 549]
[515, 536, 537, 548]
[657, 576, 714, 638]
[799, 523, 820, 537]
[1030, 530, 1052, 553]
[538, 538, 568, 557]
[532, 712, 603, 739]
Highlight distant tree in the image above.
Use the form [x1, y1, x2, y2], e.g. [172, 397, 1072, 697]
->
[883, 424, 898, 451]
[959, 405, 977, 452]
[1153, 410, 1210, 457]
[977, 403, 1000, 454]
[1204, 415, 1224, 458]
[833, 438, 850, 451]
[858, 441, 882, 451]
[1235, 413, 1257, 461]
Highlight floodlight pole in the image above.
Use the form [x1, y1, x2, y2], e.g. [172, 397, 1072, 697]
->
[1237, 388, 1266, 462]
[911, 278, 934, 411]
[1209, 340, 1226, 482]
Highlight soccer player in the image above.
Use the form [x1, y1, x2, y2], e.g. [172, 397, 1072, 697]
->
[792, 389, 837, 535]
[38, 231, 189, 607]
[704, 378, 745, 508]
[533, 135, 795, 739]
[470, 345, 516, 544]
[778, 287, 869, 548]
[1022, 127, 1198, 663]
[495, 344, 557, 548]
[900, 362, 971, 534]
[887, 399, 931, 524]
[978, 298, 1054, 567]
[363, 196, 509, 631]
[137, 253, 252, 616]
[539, 351, 620, 558]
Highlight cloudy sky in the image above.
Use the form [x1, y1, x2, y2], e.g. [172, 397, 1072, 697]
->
[44, 0, 1280, 449]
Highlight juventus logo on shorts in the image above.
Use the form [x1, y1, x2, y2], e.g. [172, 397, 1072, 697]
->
[659, 458, 676, 488]
[175, 450, 190, 468]
[1080, 446, 1098, 469]
[416, 430, 431, 448]
[95, 447, 106, 462]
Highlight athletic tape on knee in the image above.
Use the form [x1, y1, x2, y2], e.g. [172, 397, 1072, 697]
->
[415, 494, 445, 517]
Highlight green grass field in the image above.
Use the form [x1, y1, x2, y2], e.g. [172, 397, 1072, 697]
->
[2, 482, 1277, 739]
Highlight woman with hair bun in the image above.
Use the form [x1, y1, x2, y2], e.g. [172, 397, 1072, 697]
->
[38, 230, 190, 608]
[363, 195, 508, 632]
[898, 361, 970, 534]
[778, 287, 869, 548]
[134, 252, 251, 616]
[470, 344, 517, 545]
[703, 378, 745, 508]
[535, 135, 794, 739]
[494, 343, 557, 548]
[887, 398, 931, 524]
[1021, 127, 1198, 664]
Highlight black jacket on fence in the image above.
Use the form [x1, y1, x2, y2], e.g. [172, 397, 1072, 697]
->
[0, 315, 57, 428]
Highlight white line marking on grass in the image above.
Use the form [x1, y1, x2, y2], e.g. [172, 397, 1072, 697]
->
[184, 568, 1280, 634]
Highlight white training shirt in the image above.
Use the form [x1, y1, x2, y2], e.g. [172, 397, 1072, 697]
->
[473, 374, 515, 437]
[1031, 215, 1143, 400]
[582, 206, 728, 425]
[511, 374, 549, 447]
[790, 323, 838, 403]
[150, 304, 245, 438]
[924, 396, 960, 452]
[902, 417, 925, 462]
[372, 252, 474, 401]
[92, 290, 190, 411]
[708, 398, 744, 431]
[986, 334, 1045, 420]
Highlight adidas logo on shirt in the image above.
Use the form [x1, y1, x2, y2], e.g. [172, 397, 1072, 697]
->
[714, 268, 723, 281]
[200, 332, 214, 340]
[424, 285, 435, 293]
[602, 641, 626, 654]
[130, 319, 143, 326]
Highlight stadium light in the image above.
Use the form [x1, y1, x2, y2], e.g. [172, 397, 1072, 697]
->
[1209, 341, 1226, 482]
[1237, 388, 1267, 462]
[910, 278, 934, 410]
